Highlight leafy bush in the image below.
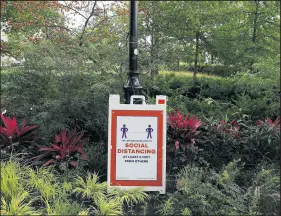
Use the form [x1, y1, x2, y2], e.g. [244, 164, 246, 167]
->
[1, 159, 151, 216]
[82, 142, 108, 180]
[168, 95, 239, 121]
[37, 128, 89, 169]
[93, 196, 123, 216]
[168, 163, 248, 215]
[109, 188, 149, 207]
[156, 197, 175, 216]
[239, 122, 280, 169]
[167, 109, 202, 150]
[0, 159, 93, 215]
[1, 67, 124, 142]
[256, 117, 280, 131]
[144, 72, 279, 122]
[1, 158, 26, 199]
[73, 173, 107, 203]
[1, 191, 40, 215]
[166, 109, 203, 174]
[215, 119, 240, 138]
[162, 161, 279, 216]
[187, 117, 280, 172]
[187, 64, 239, 77]
[1, 68, 59, 118]
[0, 113, 40, 154]
[233, 93, 280, 121]
[251, 166, 280, 215]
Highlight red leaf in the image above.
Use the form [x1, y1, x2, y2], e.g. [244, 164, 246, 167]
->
[44, 159, 55, 166]
[77, 148, 88, 160]
[68, 128, 77, 143]
[18, 125, 39, 137]
[265, 118, 273, 125]
[50, 144, 64, 151]
[55, 134, 60, 143]
[67, 132, 82, 148]
[0, 114, 39, 141]
[175, 141, 179, 150]
[39, 147, 58, 152]
[73, 133, 84, 146]
[70, 161, 79, 167]
[256, 120, 263, 126]
[22, 120, 27, 128]
[81, 153, 88, 160]
[61, 129, 67, 147]
[59, 150, 66, 159]
[55, 155, 62, 159]
[11, 117, 20, 135]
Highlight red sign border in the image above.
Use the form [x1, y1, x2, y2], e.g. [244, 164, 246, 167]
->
[110, 110, 163, 186]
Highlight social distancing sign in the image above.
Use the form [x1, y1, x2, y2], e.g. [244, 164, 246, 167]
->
[108, 95, 167, 194]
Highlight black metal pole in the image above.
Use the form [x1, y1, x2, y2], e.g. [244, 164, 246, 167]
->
[124, 0, 143, 104]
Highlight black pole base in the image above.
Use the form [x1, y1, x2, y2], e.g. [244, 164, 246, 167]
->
[124, 73, 143, 104]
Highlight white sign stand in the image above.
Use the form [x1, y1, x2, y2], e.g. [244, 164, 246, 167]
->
[107, 95, 167, 194]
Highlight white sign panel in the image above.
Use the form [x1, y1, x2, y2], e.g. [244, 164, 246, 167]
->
[108, 95, 167, 194]
[116, 116, 158, 181]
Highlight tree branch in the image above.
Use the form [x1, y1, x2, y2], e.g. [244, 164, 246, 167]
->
[79, 1, 97, 46]
[59, 2, 87, 20]
[46, 25, 78, 36]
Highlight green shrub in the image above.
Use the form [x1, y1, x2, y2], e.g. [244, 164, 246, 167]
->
[239, 122, 280, 169]
[1, 158, 26, 199]
[233, 93, 280, 121]
[170, 164, 248, 215]
[1, 191, 40, 215]
[73, 172, 107, 203]
[93, 196, 123, 216]
[253, 166, 280, 215]
[183, 117, 280, 173]
[109, 188, 149, 206]
[163, 161, 280, 216]
[170, 96, 239, 120]
[166, 109, 203, 174]
[156, 197, 175, 216]
[0, 113, 40, 157]
[0, 159, 88, 215]
[1, 68, 59, 119]
[1, 67, 124, 143]
[82, 142, 108, 180]
[187, 64, 240, 77]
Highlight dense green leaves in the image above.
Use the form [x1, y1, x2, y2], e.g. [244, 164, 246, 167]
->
[0, 1, 280, 215]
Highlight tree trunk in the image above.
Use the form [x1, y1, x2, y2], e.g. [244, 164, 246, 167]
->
[151, 64, 158, 77]
[250, 0, 259, 72]
[193, 31, 200, 81]
[150, 1, 159, 77]
[177, 58, 180, 70]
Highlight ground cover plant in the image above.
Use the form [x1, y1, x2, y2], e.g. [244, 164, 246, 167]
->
[1, 0, 280, 215]
[1, 70, 279, 215]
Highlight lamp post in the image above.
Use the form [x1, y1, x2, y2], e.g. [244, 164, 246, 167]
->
[123, 0, 143, 104]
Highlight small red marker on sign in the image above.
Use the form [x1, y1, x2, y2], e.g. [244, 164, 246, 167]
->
[158, 99, 165, 104]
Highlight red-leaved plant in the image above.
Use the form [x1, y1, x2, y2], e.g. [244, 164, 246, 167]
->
[256, 117, 280, 132]
[0, 113, 39, 151]
[215, 119, 240, 138]
[167, 109, 202, 151]
[37, 128, 88, 168]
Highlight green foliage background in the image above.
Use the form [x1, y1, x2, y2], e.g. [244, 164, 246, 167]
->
[1, 1, 280, 215]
